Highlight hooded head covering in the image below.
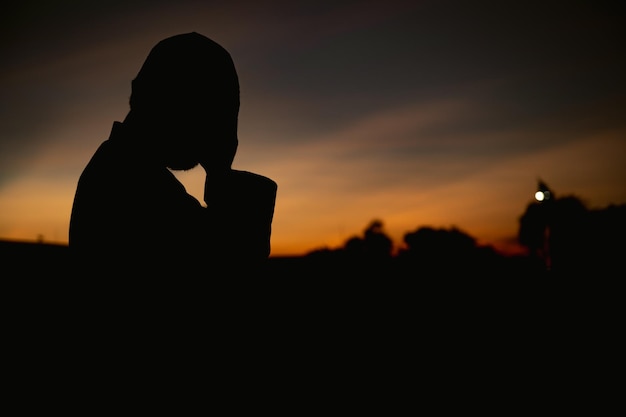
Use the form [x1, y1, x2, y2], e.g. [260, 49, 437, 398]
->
[130, 32, 239, 116]
[128, 32, 240, 170]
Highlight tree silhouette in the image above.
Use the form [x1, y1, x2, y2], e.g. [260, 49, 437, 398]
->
[304, 219, 394, 275]
[396, 226, 492, 273]
[518, 192, 626, 275]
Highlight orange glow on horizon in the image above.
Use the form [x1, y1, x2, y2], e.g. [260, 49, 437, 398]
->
[1, 114, 624, 259]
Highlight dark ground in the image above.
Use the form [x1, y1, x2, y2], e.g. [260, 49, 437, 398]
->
[2, 239, 618, 384]
[0, 238, 603, 308]
[1, 238, 547, 277]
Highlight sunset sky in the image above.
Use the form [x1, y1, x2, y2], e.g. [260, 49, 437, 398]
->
[2, 0, 625, 257]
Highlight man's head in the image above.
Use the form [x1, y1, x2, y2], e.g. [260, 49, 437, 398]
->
[129, 32, 240, 171]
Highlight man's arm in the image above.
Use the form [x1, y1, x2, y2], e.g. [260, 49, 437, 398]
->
[203, 169, 277, 262]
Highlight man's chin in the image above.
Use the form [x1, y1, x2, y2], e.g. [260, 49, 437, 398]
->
[167, 161, 199, 171]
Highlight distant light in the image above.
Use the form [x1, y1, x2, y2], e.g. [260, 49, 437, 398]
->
[535, 190, 551, 202]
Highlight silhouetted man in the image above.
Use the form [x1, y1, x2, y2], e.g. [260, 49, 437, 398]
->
[69, 32, 277, 276]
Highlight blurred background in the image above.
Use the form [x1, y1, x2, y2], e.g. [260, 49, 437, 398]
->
[2, 0, 625, 258]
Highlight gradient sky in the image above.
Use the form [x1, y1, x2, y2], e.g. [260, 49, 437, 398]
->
[2, 0, 625, 256]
